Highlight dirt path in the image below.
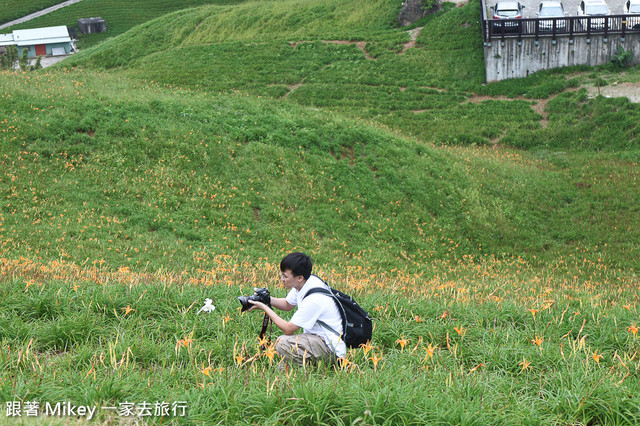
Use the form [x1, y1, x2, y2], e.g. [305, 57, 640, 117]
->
[290, 26, 425, 60]
[585, 81, 640, 102]
[465, 82, 640, 138]
[321, 40, 375, 60]
[282, 82, 303, 99]
[400, 27, 423, 54]
[0, 0, 84, 31]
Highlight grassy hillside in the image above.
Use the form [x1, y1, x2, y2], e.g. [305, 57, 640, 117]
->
[1, 68, 638, 273]
[58, 0, 639, 270]
[66, 0, 640, 153]
[1, 0, 640, 423]
[0, 0, 60, 25]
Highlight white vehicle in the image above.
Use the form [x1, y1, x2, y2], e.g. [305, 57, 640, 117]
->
[537, 1, 568, 31]
[624, 0, 640, 29]
[492, 1, 525, 33]
[577, 0, 611, 30]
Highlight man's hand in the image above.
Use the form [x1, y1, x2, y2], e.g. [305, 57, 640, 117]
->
[248, 300, 299, 335]
[247, 299, 267, 312]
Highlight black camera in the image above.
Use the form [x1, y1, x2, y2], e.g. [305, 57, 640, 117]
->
[237, 287, 271, 312]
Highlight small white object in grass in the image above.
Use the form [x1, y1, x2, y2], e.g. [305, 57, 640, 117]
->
[197, 298, 216, 314]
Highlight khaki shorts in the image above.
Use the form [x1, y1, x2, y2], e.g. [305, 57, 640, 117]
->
[275, 333, 336, 367]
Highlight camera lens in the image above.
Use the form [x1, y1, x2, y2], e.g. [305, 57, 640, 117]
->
[237, 295, 251, 312]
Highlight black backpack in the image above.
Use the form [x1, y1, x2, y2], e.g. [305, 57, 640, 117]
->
[303, 278, 373, 349]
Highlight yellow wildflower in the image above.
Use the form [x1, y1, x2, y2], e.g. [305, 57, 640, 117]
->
[423, 343, 436, 361]
[532, 336, 543, 350]
[592, 350, 603, 364]
[395, 337, 410, 350]
[360, 342, 373, 355]
[370, 352, 383, 371]
[263, 345, 277, 362]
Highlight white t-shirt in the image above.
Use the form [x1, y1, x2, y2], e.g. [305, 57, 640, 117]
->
[286, 275, 347, 357]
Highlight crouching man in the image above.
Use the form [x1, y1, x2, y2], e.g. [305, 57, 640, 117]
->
[248, 252, 346, 367]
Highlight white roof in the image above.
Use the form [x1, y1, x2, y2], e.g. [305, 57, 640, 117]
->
[0, 33, 14, 46]
[12, 26, 71, 46]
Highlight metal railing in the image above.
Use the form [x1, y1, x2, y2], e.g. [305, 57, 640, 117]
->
[481, 12, 640, 42]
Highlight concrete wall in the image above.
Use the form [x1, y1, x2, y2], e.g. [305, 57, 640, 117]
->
[484, 34, 640, 81]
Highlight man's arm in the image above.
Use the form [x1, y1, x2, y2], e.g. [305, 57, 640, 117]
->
[248, 300, 300, 335]
[270, 297, 295, 311]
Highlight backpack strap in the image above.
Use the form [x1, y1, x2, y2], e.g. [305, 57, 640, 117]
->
[304, 287, 332, 298]
[302, 287, 342, 338]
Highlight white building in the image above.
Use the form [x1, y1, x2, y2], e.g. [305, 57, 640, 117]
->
[0, 26, 72, 57]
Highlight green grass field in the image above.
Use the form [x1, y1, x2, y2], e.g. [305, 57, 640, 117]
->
[0, 0, 61, 26]
[1, 0, 639, 423]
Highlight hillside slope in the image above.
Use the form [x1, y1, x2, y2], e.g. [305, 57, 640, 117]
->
[66, 0, 629, 151]
[2, 0, 638, 273]
[2, 68, 638, 273]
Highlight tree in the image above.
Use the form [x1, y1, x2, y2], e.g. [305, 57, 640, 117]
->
[0, 45, 19, 70]
[19, 47, 29, 71]
[1, 46, 43, 72]
[33, 55, 43, 70]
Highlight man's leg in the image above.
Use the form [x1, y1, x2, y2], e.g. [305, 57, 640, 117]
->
[275, 333, 335, 367]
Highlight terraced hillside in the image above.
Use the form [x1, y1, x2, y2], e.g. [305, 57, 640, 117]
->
[57, 0, 640, 269]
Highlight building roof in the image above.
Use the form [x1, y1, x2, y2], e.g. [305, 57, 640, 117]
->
[11, 25, 71, 46]
[0, 33, 14, 47]
[78, 17, 105, 24]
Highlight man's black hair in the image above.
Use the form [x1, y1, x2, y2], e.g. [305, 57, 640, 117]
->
[280, 252, 313, 280]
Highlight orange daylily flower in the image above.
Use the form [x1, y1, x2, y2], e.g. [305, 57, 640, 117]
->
[263, 345, 277, 362]
[532, 336, 543, 350]
[181, 337, 193, 347]
[395, 337, 410, 350]
[360, 342, 374, 355]
[423, 343, 437, 361]
[592, 350, 603, 363]
[370, 353, 383, 371]
[258, 336, 270, 348]
[519, 357, 531, 371]
[175, 336, 194, 353]
[121, 305, 135, 316]
[628, 324, 639, 336]
[234, 353, 245, 365]
[337, 357, 353, 370]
